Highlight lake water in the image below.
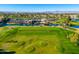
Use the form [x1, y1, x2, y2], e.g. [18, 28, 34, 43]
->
[5, 24, 59, 26]
[1, 23, 79, 28]
[70, 25, 79, 28]
[70, 19, 79, 28]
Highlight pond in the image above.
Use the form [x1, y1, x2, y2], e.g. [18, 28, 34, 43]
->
[5, 24, 41, 26]
[71, 19, 79, 28]
[1, 23, 79, 29]
[48, 24, 59, 26]
[4, 24, 59, 26]
[70, 25, 79, 28]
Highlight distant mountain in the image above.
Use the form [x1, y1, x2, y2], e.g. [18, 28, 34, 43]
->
[44, 11, 79, 14]
[0, 11, 79, 14]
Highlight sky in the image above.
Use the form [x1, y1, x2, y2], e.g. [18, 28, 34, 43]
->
[0, 4, 79, 12]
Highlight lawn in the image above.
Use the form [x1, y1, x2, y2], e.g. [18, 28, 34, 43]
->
[0, 26, 79, 54]
[70, 21, 79, 26]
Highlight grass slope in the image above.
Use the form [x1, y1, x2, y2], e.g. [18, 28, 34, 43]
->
[0, 26, 79, 54]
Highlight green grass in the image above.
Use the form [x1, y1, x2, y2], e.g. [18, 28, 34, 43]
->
[70, 21, 79, 26]
[0, 26, 79, 54]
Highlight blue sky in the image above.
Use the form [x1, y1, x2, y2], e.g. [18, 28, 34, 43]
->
[0, 4, 79, 12]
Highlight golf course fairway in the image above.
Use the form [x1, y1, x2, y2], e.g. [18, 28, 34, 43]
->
[0, 26, 79, 54]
